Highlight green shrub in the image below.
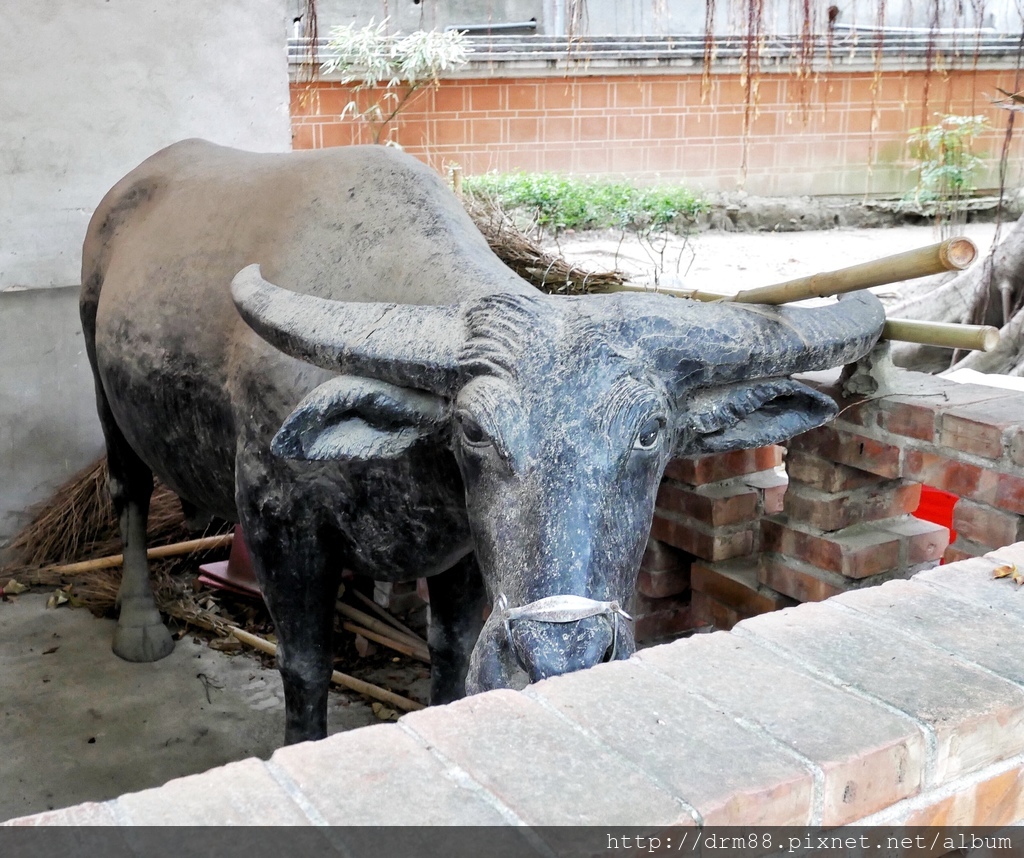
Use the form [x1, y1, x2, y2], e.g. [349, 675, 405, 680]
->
[906, 113, 989, 237]
[463, 173, 708, 233]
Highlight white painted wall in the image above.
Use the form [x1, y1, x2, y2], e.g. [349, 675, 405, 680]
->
[0, 0, 292, 541]
[2, 0, 292, 293]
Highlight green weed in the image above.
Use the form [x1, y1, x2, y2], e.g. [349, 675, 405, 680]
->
[463, 173, 708, 233]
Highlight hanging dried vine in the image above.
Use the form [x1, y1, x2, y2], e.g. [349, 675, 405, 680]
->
[739, 0, 767, 185]
[702, 0, 717, 102]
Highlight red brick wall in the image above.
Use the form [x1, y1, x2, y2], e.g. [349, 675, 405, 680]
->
[291, 69, 1024, 195]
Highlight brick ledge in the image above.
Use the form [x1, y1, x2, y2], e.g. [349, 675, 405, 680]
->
[7, 543, 1024, 827]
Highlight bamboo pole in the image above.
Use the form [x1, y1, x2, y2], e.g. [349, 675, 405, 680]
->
[882, 318, 1001, 352]
[604, 237, 997, 351]
[336, 601, 429, 654]
[727, 237, 977, 305]
[39, 533, 234, 576]
[351, 588, 428, 646]
[604, 237, 978, 305]
[228, 626, 425, 712]
[342, 621, 431, 664]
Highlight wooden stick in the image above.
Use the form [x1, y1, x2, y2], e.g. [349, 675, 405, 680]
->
[228, 626, 425, 712]
[336, 601, 428, 653]
[727, 237, 977, 305]
[342, 622, 431, 664]
[352, 588, 428, 645]
[40, 533, 234, 576]
[882, 318, 1001, 351]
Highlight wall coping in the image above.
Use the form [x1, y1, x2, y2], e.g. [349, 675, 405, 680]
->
[9, 540, 1024, 828]
[289, 32, 1024, 81]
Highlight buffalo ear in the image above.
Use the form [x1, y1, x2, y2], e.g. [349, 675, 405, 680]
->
[676, 378, 837, 456]
[273, 377, 448, 462]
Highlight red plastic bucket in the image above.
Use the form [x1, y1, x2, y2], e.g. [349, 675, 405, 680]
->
[913, 486, 958, 545]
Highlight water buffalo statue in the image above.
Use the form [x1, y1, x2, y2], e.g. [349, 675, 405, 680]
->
[81, 140, 884, 744]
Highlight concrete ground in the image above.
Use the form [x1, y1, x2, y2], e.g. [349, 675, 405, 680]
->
[0, 592, 428, 821]
[0, 222, 1005, 822]
[551, 221, 1001, 296]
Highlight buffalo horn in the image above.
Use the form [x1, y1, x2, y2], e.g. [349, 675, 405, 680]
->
[231, 265, 463, 393]
[651, 290, 886, 389]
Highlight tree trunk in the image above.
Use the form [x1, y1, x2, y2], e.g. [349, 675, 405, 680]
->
[946, 302, 1024, 375]
[886, 213, 1024, 372]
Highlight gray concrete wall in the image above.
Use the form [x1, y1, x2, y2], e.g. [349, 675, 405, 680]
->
[299, 0, 545, 37]
[300, 0, 1015, 37]
[0, 0, 292, 543]
[0, 289, 102, 540]
[579, 0, 1011, 35]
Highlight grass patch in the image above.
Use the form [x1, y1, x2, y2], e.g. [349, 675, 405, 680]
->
[463, 172, 708, 233]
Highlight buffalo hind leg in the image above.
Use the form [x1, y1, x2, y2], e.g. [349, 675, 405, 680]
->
[426, 555, 486, 705]
[83, 287, 172, 663]
[241, 515, 340, 744]
[104, 416, 173, 662]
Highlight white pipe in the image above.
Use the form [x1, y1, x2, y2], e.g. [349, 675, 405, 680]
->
[553, 0, 566, 35]
[833, 22, 997, 34]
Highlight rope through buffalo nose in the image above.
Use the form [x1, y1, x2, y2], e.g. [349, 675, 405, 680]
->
[496, 593, 632, 673]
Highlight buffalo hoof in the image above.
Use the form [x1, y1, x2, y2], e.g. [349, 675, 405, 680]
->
[112, 598, 174, 662]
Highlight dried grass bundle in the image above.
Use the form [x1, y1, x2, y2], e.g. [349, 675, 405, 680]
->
[5, 458, 202, 571]
[465, 196, 628, 296]
[3, 458, 232, 626]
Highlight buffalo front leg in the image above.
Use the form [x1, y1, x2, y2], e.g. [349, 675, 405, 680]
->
[239, 513, 340, 744]
[426, 555, 486, 705]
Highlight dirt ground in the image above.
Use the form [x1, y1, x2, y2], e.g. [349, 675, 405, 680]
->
[550, 221, 1000, 300]
[0, 220, 1006, 822]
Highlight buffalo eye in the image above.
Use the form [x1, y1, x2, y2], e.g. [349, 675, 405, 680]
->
[633, 416, 664, 451]
[456, 412, 490, 447]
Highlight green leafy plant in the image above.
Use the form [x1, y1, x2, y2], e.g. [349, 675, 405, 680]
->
[323, 19, 471, 145]
[463, 173, 708, 234]
[907, 113, 990, 236]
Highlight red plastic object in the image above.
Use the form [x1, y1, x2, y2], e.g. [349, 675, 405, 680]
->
[198, 525, 262, 598]
[913, 486, 958, 544]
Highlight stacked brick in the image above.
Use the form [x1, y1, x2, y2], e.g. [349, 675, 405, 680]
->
[634, 372, 1024, 635]
[819, 375, 1024, 564]
[761, 428, 948, 603]
[635, 445, 793, 637]
[376, 374, 1024, 643]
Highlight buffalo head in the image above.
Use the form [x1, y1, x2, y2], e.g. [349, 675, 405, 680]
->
[232, 265, 883, 692]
